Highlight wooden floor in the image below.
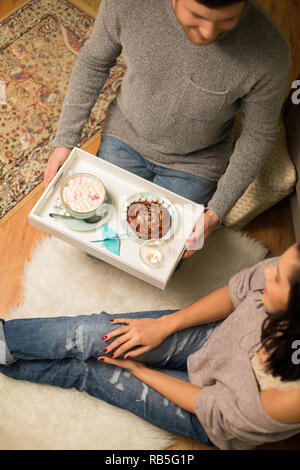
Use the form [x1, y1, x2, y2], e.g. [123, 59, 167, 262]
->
[1, 0, 299, 451]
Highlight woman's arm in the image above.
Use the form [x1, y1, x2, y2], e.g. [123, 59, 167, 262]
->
[161, 285, 234, 335]
[103, 285, 234, 358]
[99, 357, 201, 413]
[260, 388, 300, 424]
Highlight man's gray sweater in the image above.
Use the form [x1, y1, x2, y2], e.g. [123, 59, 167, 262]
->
[53, 0, 291, 221]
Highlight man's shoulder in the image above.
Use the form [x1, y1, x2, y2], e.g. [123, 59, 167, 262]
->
[105, 0, 157, 22]
[243, 1, 290, 58]
[105, 0, 152, 11]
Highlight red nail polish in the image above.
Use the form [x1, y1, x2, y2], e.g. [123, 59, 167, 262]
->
[110, 353, 114, 358]
[98, 357, 104, 361]
[103, 348, 107, 353]
[126, 356, 131, 360]
[102, 336, 107, 341]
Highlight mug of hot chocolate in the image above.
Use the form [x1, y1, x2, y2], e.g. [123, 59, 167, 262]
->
[60, 173, 106, 220]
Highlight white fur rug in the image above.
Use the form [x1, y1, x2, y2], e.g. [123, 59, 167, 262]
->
[0, 227, 268, 450]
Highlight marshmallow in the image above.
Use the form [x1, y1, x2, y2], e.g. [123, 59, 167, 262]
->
[62, 175, 104, 213]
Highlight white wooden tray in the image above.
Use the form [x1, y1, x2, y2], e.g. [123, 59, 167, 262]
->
[28, 148, 204, 289]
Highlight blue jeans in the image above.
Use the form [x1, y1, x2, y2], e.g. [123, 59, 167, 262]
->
[98, 136, 217, 205]
[0, 310, 217, 446]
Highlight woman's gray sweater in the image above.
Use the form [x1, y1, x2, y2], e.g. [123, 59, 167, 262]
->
[53, 0, 291, 221]
[188, 257, 300, 450]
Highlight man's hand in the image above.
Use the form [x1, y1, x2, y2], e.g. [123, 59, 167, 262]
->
[182, 209, 220, 259]
[100, 316, 172, 360]
[44, 146, 72, 188]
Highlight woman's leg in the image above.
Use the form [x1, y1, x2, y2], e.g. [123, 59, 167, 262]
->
[1, 311, 217, 371]
[0, 356, 213, 446]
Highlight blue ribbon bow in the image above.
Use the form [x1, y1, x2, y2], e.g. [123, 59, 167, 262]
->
[90, 224, 127, 255]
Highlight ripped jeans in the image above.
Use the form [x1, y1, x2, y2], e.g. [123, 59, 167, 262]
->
[0, 310, 217, 446]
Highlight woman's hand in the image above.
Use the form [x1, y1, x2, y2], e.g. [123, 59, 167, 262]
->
[98, 355, 200, 414]
[100, 316, 171, 360]
[98, 355, 146, 374]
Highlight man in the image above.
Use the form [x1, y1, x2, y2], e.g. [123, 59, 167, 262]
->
[44, 0, 291, 257]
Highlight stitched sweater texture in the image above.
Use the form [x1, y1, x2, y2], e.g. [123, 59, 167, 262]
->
[188, 257, 300, 450]
[53, 0, 291, 221]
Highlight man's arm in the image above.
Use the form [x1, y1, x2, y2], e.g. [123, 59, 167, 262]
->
[53, 0, 122, 149]
[44, 0, 122, 186]
[183, 50, 291, 256]
[206, 50, 291, 223]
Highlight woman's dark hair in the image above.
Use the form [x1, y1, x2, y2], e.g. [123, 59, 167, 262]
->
[261, 243, 300, 382]
[195, 0, 248, 8]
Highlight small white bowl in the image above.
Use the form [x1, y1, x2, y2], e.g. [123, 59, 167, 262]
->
[139, 240, 169, 268]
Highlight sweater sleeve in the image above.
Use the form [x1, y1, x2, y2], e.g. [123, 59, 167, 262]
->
[194, 382, 248, 450]
[207, 44, 291, 222]
[228, 257, 279, 308]
[53, 0, 122, 148]
[194, 382, 271, 450]
[193, 367, 300, 450]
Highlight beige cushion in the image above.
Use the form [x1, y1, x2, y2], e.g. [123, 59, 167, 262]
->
[223, 112, 297, 229]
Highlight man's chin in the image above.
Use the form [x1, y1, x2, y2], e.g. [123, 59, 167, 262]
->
[187, 30, 215, 46]
[192, 39, 213, 46]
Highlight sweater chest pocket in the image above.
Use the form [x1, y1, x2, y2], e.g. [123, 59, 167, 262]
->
[174, 77, 229, 122]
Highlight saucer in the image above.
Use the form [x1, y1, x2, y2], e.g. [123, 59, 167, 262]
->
[50, 194, 114, 232]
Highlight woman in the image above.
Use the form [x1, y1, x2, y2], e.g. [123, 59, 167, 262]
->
[1, 243, 300, 450]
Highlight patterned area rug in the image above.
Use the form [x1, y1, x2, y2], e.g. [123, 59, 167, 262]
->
[0, 0, 125, 223]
